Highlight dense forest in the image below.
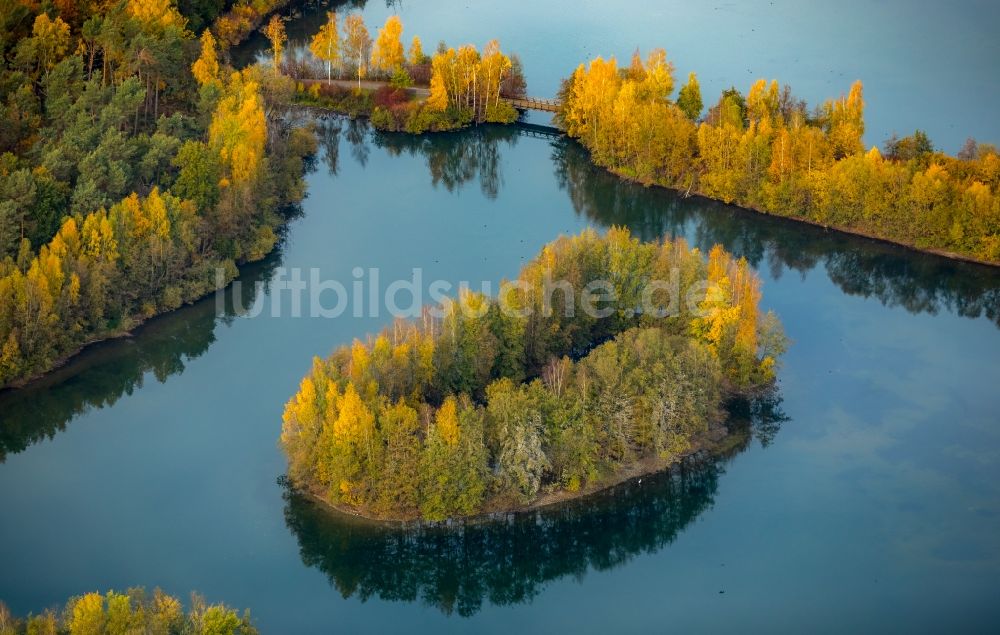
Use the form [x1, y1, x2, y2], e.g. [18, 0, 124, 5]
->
[0, 588, 256, 634]
[0, 0, 316, 387]
[281, 228, 785, 521]
[283, 13, 525, 133]
[557, 51, 1000, 264]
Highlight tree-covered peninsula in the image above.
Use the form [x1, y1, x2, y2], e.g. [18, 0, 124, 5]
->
[0, 1, 316, 387]
[557, 51, 1000, 264]
[280, 12, 526, 133]
[281, 229, 785, 521]
[283, 15, 1000, 264]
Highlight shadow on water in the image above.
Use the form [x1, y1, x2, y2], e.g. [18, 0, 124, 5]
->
[2, 118, 997, 461]
[333, 120, 1000, 326]
[3, 112, 992, 617]
[321, 117, 1000, 330]
[372, 120, 521, 199]
[314, 115, 522, 198]
[274, 124, 999, 616]
[0, 253, 282, 462]
[548, 136, 1000, 326]
[283, 391, 788, 617]
[228, 0, 375, 69]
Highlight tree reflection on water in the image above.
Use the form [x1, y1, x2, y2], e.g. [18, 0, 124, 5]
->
[283, 391, 787, 617]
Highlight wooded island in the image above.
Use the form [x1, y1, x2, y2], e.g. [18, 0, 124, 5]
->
[280, 229, 785, 521]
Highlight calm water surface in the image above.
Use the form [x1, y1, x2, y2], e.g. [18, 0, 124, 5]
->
[233, 0, 1000, 153]
[2, 1, 1000, 632]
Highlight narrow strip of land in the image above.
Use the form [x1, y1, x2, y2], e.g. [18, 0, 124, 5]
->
[300, 78, 430, 98]
[297, 78, 558, 112]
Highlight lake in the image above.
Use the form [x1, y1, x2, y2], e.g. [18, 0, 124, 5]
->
[2, 1, 1000, 632]
[233, 0, 1000, 154]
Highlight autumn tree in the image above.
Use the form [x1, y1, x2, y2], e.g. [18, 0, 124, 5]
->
[370, 15, 404, 77]
[309, 11, 341, 83]
[426, 41, 518, 123]
[639, 48, 674, 101]
[419, 397, 489, 520]
[342, 13, 372, 90]
[264, 15, 287, 73]
[126, 0, 187, 29]
[408, 35, 427, 65]
[677, 72, 703, 120]
[25, 14, 71, 74]
[208, 71, 267, 184]
[192, 29, 220, 86]
[825, 80, 865, 159]
[0, 0, 317, 389]
[480, 40, 513, 114]
[324, 382, 379, 505]
[554, 51, 986, 262]
[0, 588, 257, 634]
[427, 69, 448, 111]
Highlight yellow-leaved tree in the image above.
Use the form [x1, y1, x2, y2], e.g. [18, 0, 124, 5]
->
[427, 70, 448, 111]
[263, 15, 287, 73]
[342, 14, 372, 90]
[480, 40, 513, 111]
[309, 11, 340, 83]
[825, 80, 865, 159]
[30, 14, 70, 72]
[208, 72, 267, 185]
[638, 48, 674, 102]
[435, 396, 461, 446]
[370, 15, 404, 77]
[126, 0, 186, 30]
[408, 35, 425, 66]
[191, 30, 220, 87]
[330, 382, 377, 503]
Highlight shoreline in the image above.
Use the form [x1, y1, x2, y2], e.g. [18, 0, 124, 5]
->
[4, 107, 995, 392]
[293, 421, 735, 526]
[297, 92, 1000, 269]
[554, 128, 1000, 270]
[0, 239, 284, 394]
[609, 167, 1000, 270]
[1, 325, 136, 392]
[0, 276, 230, 393]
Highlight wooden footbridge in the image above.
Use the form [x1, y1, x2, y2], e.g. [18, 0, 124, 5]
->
[505, 96, 561, 113]
[298, 78, 561, 113]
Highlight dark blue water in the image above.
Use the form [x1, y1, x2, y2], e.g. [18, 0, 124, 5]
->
[1, 121, 998, 632]
[3, 0, 1000, 630]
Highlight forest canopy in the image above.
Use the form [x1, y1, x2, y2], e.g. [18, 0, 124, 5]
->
[0, 0, 317, 387]
[0, 587, 257, 634]
[281, 228, 785, 521]
[556, 51, 1000, 264]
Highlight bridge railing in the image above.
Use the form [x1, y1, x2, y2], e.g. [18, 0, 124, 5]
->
[505, 97, 561, 113]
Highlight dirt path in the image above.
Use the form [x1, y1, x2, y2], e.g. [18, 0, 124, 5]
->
[300, 78, 430, 98]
